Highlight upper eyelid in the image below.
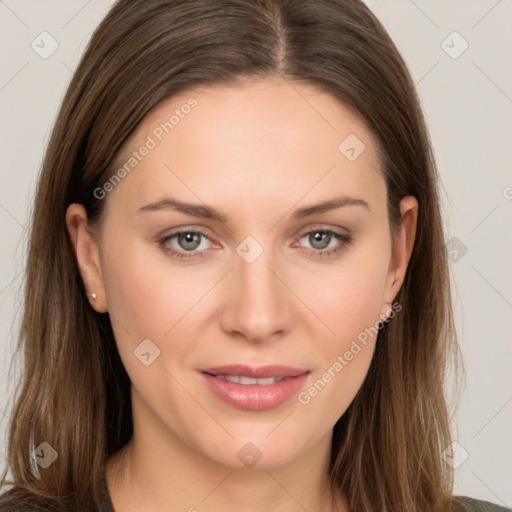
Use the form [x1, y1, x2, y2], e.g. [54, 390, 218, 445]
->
[161, 227, 213, 241]
[162, 225, 349, 238]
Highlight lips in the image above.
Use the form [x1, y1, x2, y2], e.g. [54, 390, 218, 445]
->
[199, 365, 310, 411]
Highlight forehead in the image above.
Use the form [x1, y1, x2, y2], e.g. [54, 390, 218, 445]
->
[107, 77, 385, 214]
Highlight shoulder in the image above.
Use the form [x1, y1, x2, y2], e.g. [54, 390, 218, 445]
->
[456, 495, 511, 512]
[0, 486, 106, 512]
[0, 487, 65, 512]
[0, 476, 112, 512]
[0, 489, 37, 511]
[0, 487, 55, 511]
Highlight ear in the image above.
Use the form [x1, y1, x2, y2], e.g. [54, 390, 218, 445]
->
[381, 195, 418, 318]
[65, 203, 108, 313]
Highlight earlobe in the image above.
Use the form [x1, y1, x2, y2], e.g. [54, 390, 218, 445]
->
[65, 203, 108, 313]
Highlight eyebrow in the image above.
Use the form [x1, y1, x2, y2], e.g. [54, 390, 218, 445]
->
[138, 195, 370, 222]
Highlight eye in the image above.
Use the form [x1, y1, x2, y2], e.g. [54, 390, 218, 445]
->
[158, 227, 353, 261]
[296, 229, 353, 258]
[159, 229, 215, 259]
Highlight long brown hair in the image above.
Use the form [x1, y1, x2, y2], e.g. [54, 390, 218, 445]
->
[1, 0, 463, 510]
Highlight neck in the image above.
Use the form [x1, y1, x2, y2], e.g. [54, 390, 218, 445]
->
[105, 387, 348, 512]
[105, 427, 347, 512]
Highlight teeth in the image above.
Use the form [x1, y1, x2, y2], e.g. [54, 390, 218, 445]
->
[237, 376, 256, 385]
[215, 375, 285, 385]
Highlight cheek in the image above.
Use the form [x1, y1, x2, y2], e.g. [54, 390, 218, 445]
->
[102, 231, 211, 336]
[297, 246, 390, 346]
[100, 235, 212, 382]
[300, 341, 376, 427]
[296, 267, 385, 421]
[293, 236, 390, 414]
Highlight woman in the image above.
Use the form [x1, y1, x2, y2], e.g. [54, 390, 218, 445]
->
[0, 0, 509, 510]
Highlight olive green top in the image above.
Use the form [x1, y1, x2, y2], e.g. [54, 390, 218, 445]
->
[0, 475, 510, 511]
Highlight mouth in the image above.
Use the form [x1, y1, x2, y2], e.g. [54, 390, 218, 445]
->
[199, 365, 310, 411]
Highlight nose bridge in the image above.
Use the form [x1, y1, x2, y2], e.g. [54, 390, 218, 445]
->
[222, 235, 291, 342]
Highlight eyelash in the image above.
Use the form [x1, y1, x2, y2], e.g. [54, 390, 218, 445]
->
[158, 228, 353, 261]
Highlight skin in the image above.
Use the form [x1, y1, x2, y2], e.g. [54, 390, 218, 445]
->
[66, 76, 417, 512]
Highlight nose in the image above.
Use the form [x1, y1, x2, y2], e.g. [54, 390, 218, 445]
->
[219, 243, 294, 344]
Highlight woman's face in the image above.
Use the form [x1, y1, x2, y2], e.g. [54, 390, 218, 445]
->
[68, 76, 416, 470]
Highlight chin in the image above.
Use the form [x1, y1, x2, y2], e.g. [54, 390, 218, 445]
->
[195, 433, 311, 471]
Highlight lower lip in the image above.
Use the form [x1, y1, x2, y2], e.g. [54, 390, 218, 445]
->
[200, 372, 309, 411]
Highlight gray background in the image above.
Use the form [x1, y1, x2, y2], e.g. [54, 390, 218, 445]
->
[0, 0, 511, 506]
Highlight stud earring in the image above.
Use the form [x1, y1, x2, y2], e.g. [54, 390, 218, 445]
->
[87, 292, 97, 302]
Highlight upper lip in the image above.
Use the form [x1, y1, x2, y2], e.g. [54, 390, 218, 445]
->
[200, 365, 309, 379]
